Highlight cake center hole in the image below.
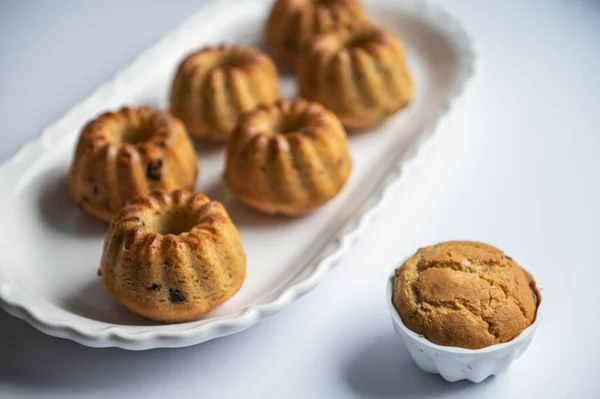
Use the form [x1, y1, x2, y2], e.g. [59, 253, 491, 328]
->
[218, 52, 251, 69]
[153, 209, 197, 236]
[345, 33, 375, 50]
[118, 121, 155, 145]
[274, 115, 305, 135]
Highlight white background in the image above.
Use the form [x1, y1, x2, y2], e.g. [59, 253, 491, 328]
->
[0, 0, 599, 398]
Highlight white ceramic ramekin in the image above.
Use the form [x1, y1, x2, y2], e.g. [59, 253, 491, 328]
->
[386, 264, 542, 383]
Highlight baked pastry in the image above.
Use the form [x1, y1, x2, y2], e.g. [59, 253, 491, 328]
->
[225, 98, 352, 216]
[170, 45, 280, 142]
[68, 107, 198, 223]
[297, 24, 414, 129]
[265, 0, 367, 64]
[392, 241, 538, 349]
[100, 190, 246, 323]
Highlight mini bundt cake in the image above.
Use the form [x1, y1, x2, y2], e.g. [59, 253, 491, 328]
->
[265, 0, 368, 64]
[392, 241, 539, 349]
[297, 24, 414, 129]
[68, 107, 198, 223]
[225, 98, 352, 215]
[100, 190, 246, 323]
[170, 45, 280, 142]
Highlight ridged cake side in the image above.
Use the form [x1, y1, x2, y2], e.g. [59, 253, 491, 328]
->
[298, 25, 414, 129]
[68, 107, 198, 222]
[225, 99, 352, 215]
[170, 45, 280, 142]
[100, 190, 246, 323]
[265, 0, 367, 63]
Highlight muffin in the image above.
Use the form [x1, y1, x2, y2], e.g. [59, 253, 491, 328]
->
[224, 98, 352, 216]
[392, 241, 538, 349]
[68, 107, 198, 223]
[170, 45, 280, 142]
[265, 0, 368, 64]
[297, 24, 414, 129]
[100, 190, 246, 323]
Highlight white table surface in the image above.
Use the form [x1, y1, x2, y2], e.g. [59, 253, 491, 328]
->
[1, 0, 599, 398]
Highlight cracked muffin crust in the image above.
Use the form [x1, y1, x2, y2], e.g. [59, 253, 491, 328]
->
[392, 241, 538, 349]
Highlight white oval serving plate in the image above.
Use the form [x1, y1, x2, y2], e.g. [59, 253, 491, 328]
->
[0, 0, 477, 349]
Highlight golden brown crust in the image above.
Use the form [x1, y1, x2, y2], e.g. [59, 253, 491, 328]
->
[169, 45, 280, 142]
[100, 190, 246, 323]
[68, 107, 198, 223]
[297, 24, 414, 129]
[224, 98, 352, 216]
[392, 241, 538, 349]
[264, 0, 368, 63]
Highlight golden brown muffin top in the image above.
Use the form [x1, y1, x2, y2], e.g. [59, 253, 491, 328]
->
[392, 241, 538, 349]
